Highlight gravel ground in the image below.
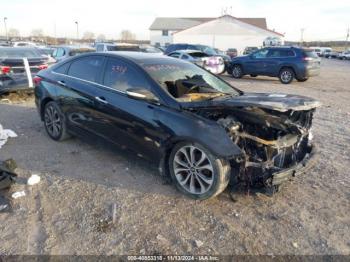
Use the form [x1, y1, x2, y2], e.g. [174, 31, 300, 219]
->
[0, 58, 349, 255]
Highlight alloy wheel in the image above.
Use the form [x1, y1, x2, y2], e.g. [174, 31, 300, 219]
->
[173, 145, 214, 194]
[232, 66, 242, 78]
[44, 105, 62, 138]
[281, 70, 292, 83]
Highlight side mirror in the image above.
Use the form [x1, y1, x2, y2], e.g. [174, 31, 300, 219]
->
[126, 88, 160, 104]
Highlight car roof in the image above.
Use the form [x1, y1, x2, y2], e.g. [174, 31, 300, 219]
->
[96, 51, 181, 65]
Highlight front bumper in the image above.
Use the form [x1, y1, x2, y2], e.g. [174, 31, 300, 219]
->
[272, 143, 318, 185]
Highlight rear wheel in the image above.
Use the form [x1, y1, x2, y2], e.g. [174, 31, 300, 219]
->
[231, 65, 243, 78]
[44, 101, 70, 141]
[169, 142, 230, 200]
[279, 68, 294, 84]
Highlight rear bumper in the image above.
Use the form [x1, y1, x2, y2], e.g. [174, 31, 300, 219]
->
[0, 74, 34, 94]
[305, 67, 320, 77]
[272, 143, 318, 185]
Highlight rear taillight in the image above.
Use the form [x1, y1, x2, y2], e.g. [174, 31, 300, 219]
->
[33, 76, 43, 86]
[303, 57, 313, 61]
[0, 66, 11, 74]
[38, 64, 48, 70]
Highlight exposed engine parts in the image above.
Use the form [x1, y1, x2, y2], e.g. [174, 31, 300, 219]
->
[194, 106, 315, 188]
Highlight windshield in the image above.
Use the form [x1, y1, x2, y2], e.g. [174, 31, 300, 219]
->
[0, 48, 42, 58]
[142, 60, 240, 102]
[197, 45, 217, 56]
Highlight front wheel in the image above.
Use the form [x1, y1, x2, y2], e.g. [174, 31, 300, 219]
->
[279, 68, 294, 84]
[169, 142, 230, 200]
[231, 65, 243, 78]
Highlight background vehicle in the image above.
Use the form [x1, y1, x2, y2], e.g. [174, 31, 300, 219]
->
[229, 46, 321, 84]
[325, 51, 339, 59]
[168, 50, 225, 74]
[0, 47, 48, 94]
[226, 48, 238, 58]
[35, 52, 319, 200]
[51, 46, 95, 62]
[338, 51, 350, 60]
[311, 47, 322, 56]
[96, 43, 163, 54]
[319, 47, 332, 57]
[243, 46, 258, 55]
[165, 43, 231, 73]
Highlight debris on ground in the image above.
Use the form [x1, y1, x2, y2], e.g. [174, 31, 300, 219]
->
[0, 91, 34, 104]
[11, 191, 26, 199]
[27, 174, 41, 186]
[0, 124, 17, 149]
[194, 240, 204, 248]
[0, 159, 18, 189]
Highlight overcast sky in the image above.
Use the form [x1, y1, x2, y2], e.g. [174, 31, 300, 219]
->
[1, 0, 349, 41]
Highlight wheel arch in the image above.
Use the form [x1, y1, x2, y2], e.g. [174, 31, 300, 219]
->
[40, 97, 54, 121]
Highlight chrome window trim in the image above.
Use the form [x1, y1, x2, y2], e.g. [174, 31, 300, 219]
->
[52, 71, 126, 95]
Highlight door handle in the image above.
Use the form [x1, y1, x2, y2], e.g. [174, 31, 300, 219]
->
[57, 80, 66, 87]
[95, 96, 108, 104]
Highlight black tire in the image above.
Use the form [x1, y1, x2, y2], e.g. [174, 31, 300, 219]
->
[279, 68, 294, 84]
[43, 101, 70, 141]
[231, 65, 243, 78]
[250, 74, 257, 77]
[169, 142, 231, 200]
[297, 77, 308, 82]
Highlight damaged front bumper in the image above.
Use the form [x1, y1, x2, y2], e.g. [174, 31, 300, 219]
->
[271, 143, 318, 186]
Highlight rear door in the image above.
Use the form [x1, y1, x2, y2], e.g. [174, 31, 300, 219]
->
[53, 55, 107, 135]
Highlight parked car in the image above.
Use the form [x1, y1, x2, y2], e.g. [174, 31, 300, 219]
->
[0, 47, 48, 94]
[165, 44, 231, 73]
[322, 49, 332, 58]
[95, 43, 163, 54]
[34, 52, 319, 200]
[311, 47, 322, 56]
[168, 50, 225, 74]
[51, 46, 95, 62]
[243, 47, 259, 55]
[325, 51, 339, 59]
[226, 48, 238, 58]
[338, 51, 350, 60]
[229, 47, 321, 84]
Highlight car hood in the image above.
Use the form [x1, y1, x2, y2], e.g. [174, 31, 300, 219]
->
[183, 92, 321, 112]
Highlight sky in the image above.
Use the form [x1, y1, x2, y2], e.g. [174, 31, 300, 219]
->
[1, 0, 349, 41]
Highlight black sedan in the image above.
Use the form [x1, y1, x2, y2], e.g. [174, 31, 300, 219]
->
[34, 52, 319, 200]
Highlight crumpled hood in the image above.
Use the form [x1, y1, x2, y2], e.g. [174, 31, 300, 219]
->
[209, 93, 321, 112]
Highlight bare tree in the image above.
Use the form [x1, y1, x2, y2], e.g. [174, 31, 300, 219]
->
[96, 34, 106, 41]
[120, 30, 135, 41]
[82, 31, 95, 40]
[8, 28, 20, 38]
[31, 29, 44, 37]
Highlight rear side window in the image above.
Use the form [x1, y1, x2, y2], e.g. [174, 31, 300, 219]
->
[268, 49, 295, 57]
[55, 62, 70, 74]
[103, 58, 150, 92]
[68, 56, 104, 82]
[56, 48, 65, 57]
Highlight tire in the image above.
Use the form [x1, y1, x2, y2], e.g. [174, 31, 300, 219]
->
[43, 101, 70, 141]
[250, 74, 257, 77]
[297, 77, 308, 82]
[279, 68, 294, 84]
[169, 142, 231, 200]
[231, 65, 243, 78]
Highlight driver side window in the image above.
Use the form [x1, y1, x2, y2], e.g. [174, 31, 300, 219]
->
[252, 49, 268, 59]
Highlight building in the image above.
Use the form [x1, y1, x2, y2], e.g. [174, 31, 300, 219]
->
[149, 15, 284, 54]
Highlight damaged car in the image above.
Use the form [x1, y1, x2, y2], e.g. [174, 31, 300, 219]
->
[34, 52, 320, 200]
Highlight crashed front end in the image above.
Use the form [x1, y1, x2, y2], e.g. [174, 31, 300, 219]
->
[190, 94, 320, 189]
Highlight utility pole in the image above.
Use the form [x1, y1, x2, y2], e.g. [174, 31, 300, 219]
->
[300, 28, 305, 47]
[4, 17, 8, 40]
[75, 21, 79, 42]
[345, 26, 349, 51]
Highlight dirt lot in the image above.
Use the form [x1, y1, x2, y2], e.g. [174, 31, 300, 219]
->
[0, 59, 349, 255]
